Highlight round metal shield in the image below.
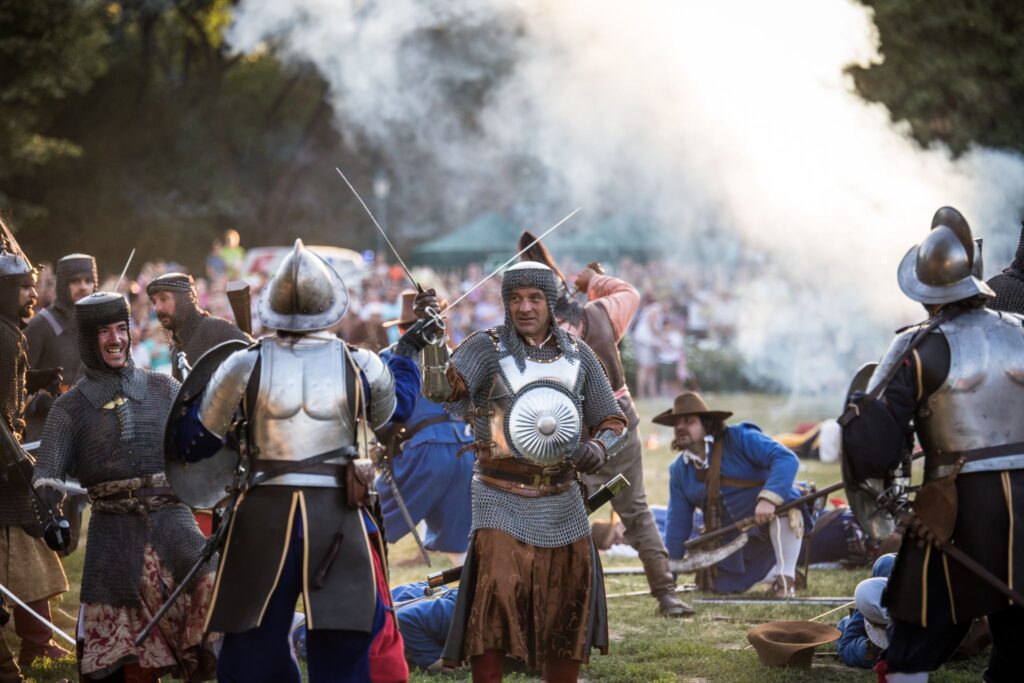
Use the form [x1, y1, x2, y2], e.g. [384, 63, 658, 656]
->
[165, 339, 250, 508]
[505, 382, 582, 466]
[840, 361, 907, 540]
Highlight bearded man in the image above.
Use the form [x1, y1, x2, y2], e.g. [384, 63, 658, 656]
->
[32, 292, 216, 682]
[844, 207, 1024, 682]
[659, 392, 808, 598]
[541, 251, 692, 617]
[419, 261, 627, 682]
[0, 232, 69, 672]
[146, 272, 250, 380]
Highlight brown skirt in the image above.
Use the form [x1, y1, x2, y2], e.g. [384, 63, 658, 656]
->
[464, 528, 592, 668]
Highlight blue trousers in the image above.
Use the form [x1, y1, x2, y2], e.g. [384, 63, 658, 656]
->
[216, 517, 386, 683]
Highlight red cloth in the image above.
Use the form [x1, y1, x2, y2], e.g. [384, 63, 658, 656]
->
[368, 540, 409, 682]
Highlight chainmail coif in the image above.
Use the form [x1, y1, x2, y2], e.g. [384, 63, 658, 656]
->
[146, 272, 248, 378]
[146, 272, 207, 345]
[500, 261, 578, 371]
[32, 291, 210, 606]
[54, 253, 97, 315]
[988, 223, 1024, 314]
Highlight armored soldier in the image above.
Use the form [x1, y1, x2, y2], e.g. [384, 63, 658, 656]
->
[375, 290, 474, 559]
[146, 272, 251, 380]
[178, 240, 426, 682]
[987, 220, 1024, 313]
[524, 234, 693, 617]
[31, 291, 216, 681]
[419, 261, 627, 681]
[845, 207, 1024, 682]
[0, 229, 69, 672]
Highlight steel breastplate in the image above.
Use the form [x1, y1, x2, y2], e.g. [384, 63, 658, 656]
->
[487, 350, 582, 464]
[918, 309, 1024, 457]
[252, 335, 355, 486]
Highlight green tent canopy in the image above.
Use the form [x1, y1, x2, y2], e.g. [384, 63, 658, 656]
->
[411, 212, 666, 267]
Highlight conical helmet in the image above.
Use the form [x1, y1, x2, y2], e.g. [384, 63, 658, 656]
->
[896, 206, 994, 305]
[257, 239, 348, 332]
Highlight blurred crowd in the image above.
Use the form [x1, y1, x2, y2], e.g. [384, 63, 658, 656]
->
[35, 233, 742, 396]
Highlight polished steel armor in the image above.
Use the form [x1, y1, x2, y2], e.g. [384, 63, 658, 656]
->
[257, 239, 349, 333]
[916, 309, 1024, 458]
[897, 228, 993, 304]
[487, 341, 582, 462]
[348, 346, 397, 429]
[198, 332, 388, 487]
[506, 383, 582, 465]
[251, 334, 356, 486]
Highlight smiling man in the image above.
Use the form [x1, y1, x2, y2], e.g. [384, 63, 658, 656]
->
[418, 261, 627, 682]
[32, 292, 217, 682]
[146, 272, 250, 380]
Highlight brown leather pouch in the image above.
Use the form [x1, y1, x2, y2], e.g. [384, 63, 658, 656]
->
[914, 467, 961, 545]
[345, 460, 377, 509]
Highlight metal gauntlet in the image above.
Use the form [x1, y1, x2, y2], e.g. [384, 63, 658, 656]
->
[422, 338, 453, 403]
[593, 428, 626, 460]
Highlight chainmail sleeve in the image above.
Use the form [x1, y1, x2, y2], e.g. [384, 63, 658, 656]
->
[444, 329, 500, 419]
[32, 398, 76, 494]
[0, 322, 27, 436]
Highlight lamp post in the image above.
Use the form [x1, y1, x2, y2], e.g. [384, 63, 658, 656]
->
[373, 169, 391, 264]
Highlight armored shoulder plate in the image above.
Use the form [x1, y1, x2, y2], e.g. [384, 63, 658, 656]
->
[866, 324, 925, 395]
[348, 346, 396, 430]
[918, 308, 1024, 454]
[197, 344, 259, 439]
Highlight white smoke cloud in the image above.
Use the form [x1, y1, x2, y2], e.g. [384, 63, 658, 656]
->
[229, 0, 1024, 394]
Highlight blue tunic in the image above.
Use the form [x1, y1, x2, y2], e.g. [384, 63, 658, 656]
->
[377, 350, 474, 553]
[391, 582, 460, 669]
[665, 422, 805, 593]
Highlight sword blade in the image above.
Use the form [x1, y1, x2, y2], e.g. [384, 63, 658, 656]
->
[335, 168, 419, 290]
[439, 207, 582, 316]
[0, 580, 76, 646]
[114, 248, 136, 293]
[383, 465, 431, 567]
[669, 532, 749, 572]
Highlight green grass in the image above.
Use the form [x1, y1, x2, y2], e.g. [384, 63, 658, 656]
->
[9, 393, 989, 681]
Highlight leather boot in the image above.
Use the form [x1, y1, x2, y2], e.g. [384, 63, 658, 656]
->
[642, 555, 695, 618]
[14, 600, 69, 666]
[769, 575, 796, 599]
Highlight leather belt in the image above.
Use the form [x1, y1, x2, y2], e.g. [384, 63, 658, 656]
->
[926, 441, 1024, 480]
[474, 462, 577, 497]
[929, 453, 1024, 480]
[92, 486, 177, 502]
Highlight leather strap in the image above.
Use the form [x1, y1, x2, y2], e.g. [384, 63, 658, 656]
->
[475, 463, 576, 487]
[250, 446, 358, 487]
[398, 415, 452, 445]
[926, 441, 1024, 479]
[838, 311, 953, 428]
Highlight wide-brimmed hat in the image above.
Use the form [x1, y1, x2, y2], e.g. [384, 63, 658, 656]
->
[747, 621, 841, 668]
[652, 391, 732, 426]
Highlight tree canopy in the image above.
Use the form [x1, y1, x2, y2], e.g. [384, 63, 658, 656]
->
[849, 1, 1024, 156]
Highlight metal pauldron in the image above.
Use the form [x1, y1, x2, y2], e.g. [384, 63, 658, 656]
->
[198, 348, 258, 438]
[593, 428, 626, 459]
[349, 347, 397, 430]
[421, 338, 453, 403]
